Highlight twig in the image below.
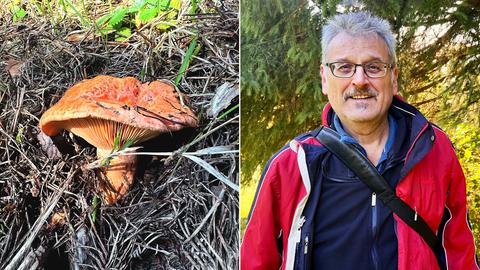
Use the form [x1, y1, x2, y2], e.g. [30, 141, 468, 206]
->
[184, 188, 225, 243]
[3, 167, 76, 270]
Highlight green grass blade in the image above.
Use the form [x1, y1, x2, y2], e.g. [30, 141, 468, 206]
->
[63, 0, 90, 26]
[189, 0, 198, 14]
[174, 37, 198, 85]
[218, 103, 239, 120]
[91, 196, 99, 223]
[113, 129, 122, 151]
[120, 139, 135, 151]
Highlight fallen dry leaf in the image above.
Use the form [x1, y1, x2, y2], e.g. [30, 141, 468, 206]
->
[65, 32, 95, 42]
[46, 210, 68, 230]
[5, 58, 23, 77]
[207, 82, 239, 118]
[51, 211, 67, 226]
[37, 130, 62, 160]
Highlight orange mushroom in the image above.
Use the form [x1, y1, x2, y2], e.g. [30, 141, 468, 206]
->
[40, 75, 198, 204]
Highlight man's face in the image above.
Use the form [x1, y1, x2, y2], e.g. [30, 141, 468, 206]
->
[320, 32, 398, 126]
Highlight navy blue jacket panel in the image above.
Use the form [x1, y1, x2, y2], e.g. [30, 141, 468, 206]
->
[307, 107, 412, 270]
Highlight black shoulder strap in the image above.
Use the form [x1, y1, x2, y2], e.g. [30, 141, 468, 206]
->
[315, 126, 439, 252]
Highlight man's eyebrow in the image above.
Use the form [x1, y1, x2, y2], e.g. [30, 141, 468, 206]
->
[331, 57, 386, 63]
[365, 57, 386, 62]
[332, 58, 350, 62]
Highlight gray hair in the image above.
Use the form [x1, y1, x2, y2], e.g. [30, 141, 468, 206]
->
[321, 12, 396, 66]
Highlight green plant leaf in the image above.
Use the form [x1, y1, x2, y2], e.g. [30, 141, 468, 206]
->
[15, 7, 27, 18]
[15, 127, 24, 143]
[115, 27, 132, 41]
[146, 0, 158, 5]
[12, 6, 27, 22]
[166, 9, 178, 19]
[95, 13, 113, 27]
[156, 19, 176, 31]
[34, 2, 45, 15]
[147, 0, 169, 8]
[109, 7, 128, 27]
[97, 25, 115, 36]
[139, 7, 158, 23]
[170, 0, 182, 10]
[159, 0, 172, 10]
[128, 0, 146, 13]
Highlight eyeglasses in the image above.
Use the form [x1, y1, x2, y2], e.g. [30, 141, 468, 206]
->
[325, 61, 392, 78]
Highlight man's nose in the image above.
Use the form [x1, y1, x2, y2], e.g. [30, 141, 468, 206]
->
[351, 66, 369, 87]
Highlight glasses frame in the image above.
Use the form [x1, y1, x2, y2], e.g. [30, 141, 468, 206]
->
[325, 61, 393, 78]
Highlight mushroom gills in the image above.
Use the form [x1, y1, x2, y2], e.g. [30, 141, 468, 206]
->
[64, 118, 158, 204]
[66, 118, 159, 149]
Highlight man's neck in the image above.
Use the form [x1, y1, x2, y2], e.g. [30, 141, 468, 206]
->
[340, 116, 390, 165]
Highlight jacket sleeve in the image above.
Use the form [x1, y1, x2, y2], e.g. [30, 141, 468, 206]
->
[241, 160, 283, 270]
[442, 155, 480, 269]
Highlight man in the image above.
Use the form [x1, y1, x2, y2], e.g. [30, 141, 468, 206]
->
[241, 12, 479, 270]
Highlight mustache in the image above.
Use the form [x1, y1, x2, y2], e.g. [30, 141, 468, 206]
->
[343, 88, 378, 101]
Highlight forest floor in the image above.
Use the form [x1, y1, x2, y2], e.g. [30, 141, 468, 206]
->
[0, 1, 238, 269]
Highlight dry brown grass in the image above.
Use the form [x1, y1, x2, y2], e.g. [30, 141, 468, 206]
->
[0, 1, 238, 269]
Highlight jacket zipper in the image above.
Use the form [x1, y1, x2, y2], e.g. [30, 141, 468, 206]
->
[294, 216, 306, 243]
[304, 235, 309, 254]
[371, 192, 379, 270]
[294, 216, 307, 269]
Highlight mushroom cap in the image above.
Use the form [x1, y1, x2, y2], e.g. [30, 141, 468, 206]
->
[39, 75, 198, 149]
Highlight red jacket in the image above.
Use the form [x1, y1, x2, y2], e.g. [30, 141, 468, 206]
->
[241, 97, 479, 270]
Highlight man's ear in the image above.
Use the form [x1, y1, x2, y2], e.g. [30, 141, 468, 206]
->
[320, 64, 328, 95]
[392, 66, 399, 95]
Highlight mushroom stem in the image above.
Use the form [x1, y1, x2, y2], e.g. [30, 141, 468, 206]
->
[96, 148, 137, 204]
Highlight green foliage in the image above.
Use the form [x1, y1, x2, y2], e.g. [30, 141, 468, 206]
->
[444, 122, 480, 251]
[241, 0, 339, 183]
[109, 7, 128, 27]
[115, 27, 132, 42]
[174, 0, 200, 85]
[188, 0, 198, 14]
[5, 1, 189, 41]
[12, 5, 26, 22]
[93, 0, 184, 41]
[15, 127, 24, 144]
[138, 5, 158, 23]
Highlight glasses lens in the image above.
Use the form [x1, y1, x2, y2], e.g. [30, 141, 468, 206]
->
[329, 62, 389, 78]
[332, 63, 355, 77]
[364, 62, 387, 78]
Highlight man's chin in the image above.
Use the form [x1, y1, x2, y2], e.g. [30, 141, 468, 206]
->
[343, 111, 381, 124]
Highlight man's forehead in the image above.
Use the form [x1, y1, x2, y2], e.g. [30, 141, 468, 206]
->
[325, 32, 390, 62]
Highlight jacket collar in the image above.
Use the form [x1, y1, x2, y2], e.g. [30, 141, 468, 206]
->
[319, 95, 434, 176]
